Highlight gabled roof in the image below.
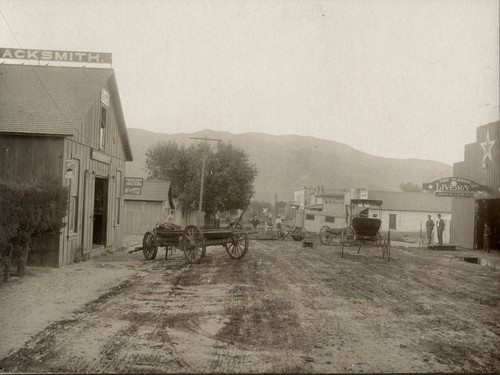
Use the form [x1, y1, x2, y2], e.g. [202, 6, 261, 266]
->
[368, 191, 452, 213]
[124, 180, 171, 202]
[0, 64, 132, 161]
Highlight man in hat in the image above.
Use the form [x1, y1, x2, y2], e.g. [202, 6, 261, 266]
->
[436, 214, 445, 245]
[426, 215, 435, 245]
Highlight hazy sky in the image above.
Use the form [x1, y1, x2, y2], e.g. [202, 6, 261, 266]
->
[0, 0, 498, 165]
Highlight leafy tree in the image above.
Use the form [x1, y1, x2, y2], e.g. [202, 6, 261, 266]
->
[145, 141, 257, 217]
[399, 182, 422, 192]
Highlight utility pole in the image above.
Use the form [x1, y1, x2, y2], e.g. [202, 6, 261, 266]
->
[190, 137, 222, 225]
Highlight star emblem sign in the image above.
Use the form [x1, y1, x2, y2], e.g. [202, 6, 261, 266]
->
[480, 130, 495, 165]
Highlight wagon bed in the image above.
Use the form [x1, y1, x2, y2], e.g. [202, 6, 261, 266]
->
[129, 223, 251, 264]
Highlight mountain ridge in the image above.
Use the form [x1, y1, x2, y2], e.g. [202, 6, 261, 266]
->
[125, 128, 452, 202]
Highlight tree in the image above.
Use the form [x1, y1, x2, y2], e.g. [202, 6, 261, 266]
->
[399, 182, 422, 192]
[145, 141, 257, 217]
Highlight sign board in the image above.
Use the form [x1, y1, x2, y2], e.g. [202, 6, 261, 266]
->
[0, 48, 112, 64]
[435, 191, 474, 198]
[64, 159, 76, 179]
[124, 186, 141, 195]
[422, 177, 484, 193]
[124, 177, 143, 187]
[91, 149, 111, 164]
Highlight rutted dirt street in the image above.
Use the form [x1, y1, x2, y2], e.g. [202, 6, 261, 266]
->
[1, 238, 500, 373]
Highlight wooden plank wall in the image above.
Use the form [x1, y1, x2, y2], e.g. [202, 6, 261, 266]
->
[123, 201, 165, 234]
[59, 79, 128, 266]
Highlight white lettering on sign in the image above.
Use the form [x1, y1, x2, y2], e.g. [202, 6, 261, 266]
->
[0, 48, 112, 64]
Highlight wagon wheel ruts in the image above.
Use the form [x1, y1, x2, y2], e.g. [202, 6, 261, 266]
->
[225, 232, 249, 259]
[142, 231, 158, 260]
[181, 225, 206, 264]
[292, 227, 305, 242]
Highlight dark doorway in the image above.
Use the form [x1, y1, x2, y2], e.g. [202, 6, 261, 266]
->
[475, 199, 500, 250]
[93, 177, 108, 246]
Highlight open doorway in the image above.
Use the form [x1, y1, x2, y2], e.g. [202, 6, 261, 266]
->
[93, 177, 108, 246]
[475, 199, 500, 250]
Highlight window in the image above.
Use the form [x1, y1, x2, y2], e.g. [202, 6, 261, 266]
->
[99, 105, 107, 150]
[325, 216, 335, 223]
[389, 214, 397, 230]
[306, 214, 315, 220]
[115, 171, 121, 224]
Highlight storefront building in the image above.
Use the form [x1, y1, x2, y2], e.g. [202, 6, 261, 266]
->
[451, 120, 500, 249]
[0, 58, 133, 266]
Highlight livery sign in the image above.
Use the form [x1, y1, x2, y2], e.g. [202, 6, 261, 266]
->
[124, 177, 143, 195]
[422, 177, 485, 193]
[0, 48, 112, 64]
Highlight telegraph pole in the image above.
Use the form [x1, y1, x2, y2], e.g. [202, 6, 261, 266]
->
[190, 137, 222, 225]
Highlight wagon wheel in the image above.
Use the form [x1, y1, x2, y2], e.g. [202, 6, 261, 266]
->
[142, 231, 158, 260]
[181, 225, 206, 264]
[225, 233, 249, 259]
[278, 229, 287, 241]
[319, 226, 333, 245]
[292, 227, 305, 241]
[342, 227, 355, 241]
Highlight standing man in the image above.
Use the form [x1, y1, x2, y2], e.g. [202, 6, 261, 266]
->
[426, 215, 435, 244]
[483, 222, 492, 253]
[436, 214, 445, 245]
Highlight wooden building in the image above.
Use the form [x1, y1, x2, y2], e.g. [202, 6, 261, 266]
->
[451, 120, 500, 249]
[123, 180, 171, 235]
[0, 63, 133, 266]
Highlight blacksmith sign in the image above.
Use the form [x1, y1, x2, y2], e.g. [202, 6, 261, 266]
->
[422, 177, 485, 197]
[124, 177, 143, 195]
[0, 48, 112, 64]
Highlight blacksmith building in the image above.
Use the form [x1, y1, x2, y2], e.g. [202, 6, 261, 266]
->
[0, 61, 133, 266]
[451, 120, 500, 250]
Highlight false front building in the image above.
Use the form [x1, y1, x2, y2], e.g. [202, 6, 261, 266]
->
[451, 120, 500, 250]
[0, 63, 133, 266]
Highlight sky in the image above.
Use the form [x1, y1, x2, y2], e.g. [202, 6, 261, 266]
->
[0, 0, 498, 165]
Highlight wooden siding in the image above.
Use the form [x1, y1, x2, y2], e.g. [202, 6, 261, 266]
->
[450, 198, 475, 249]
[0, 135, 64, 185]
[60, 79, 128, 266]
[452, 121, 500, 249]
[123, 201, 166, 235]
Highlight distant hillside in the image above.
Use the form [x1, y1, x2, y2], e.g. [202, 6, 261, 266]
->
[125, 128, 452, 202]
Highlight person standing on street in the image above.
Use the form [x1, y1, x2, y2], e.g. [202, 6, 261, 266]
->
[436, 214, 445, 245]
[426, 215, 435, 244]
[483, 222, 492, 253]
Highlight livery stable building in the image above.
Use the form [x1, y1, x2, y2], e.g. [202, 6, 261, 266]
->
[0, 51, 133, 267]
[449, 120, 500, 250]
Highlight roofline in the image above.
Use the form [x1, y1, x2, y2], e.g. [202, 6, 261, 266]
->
[108, 72, 133, 161]
[0, 131, 71, 137]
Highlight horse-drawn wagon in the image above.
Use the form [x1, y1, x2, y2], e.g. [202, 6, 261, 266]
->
[130, 223, 249, 264]
[319, 199, 391, 261]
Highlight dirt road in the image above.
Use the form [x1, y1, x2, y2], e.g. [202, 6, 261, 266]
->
[1, 239, 499, 373]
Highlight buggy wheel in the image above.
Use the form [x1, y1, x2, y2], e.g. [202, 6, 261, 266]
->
[225, 233, 249, 259]
[342, 227, 355, 241]
[319, 226, 333, 245]
[278, 229, 286, 240]
[292, 227, 305, 241]
[181, 225, 206, 264]
[142, 231, 158, 260]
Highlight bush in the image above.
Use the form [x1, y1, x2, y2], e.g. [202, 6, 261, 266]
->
[0, 182, 68, 282]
